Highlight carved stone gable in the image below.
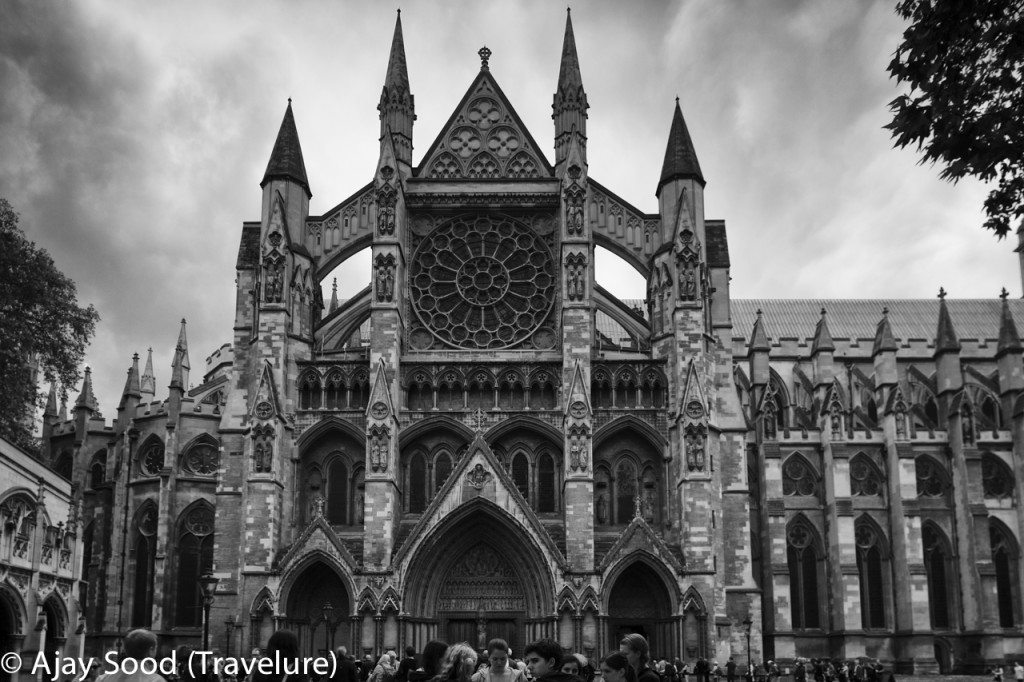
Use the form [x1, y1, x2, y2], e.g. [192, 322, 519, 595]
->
[419, 73, 551, 180]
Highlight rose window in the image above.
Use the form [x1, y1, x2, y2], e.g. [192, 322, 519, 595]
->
[410, 215, 555, 349]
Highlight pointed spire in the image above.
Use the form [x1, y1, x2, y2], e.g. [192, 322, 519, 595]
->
[122, 353, 142, 399]
[75, 366, 99, 411]
[171, 319, 191, 389]
[657, 99, 704, 195]
[750, 309, 770, 352]
[329, 278, 339, 313]
[261, 100, 311, 197]
[379, 10, 414, 167]
[935, 288, 961, 354]
[811, 308, 835, 354]
[45, 382, 58, 417]
[872, 307, 898, 356]
[383, 10, 410, 95]
[998, 288, 1022, 357]
[557, 8, 584, 96]
[140, 347, 156, 399]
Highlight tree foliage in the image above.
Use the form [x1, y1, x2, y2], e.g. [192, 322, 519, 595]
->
[886, 0, 1024, 238]
[0, 198, 99, 451]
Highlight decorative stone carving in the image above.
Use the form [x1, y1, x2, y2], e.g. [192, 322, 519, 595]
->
[369, 425, 390, 473]
[376, 167, 397, 237]
[370, 401, 389, 420]
[253, 425, 274, 473]
[254, 400, 274, 420]
[596, 493, 608, 524]
[466, 464, 491, 490]
[684, 425, 706, 472]
[568, 425, 589, 472]
[961, 403, 975, 445]
[409, 215, 556, 350]
[564, 168, 586, 237]
[566, 253, 587, 301]
[183, 442, 219, 476]
[263, 255, 285, 303]
[374, 254, 396, 303]
[569, 400, 587, 419]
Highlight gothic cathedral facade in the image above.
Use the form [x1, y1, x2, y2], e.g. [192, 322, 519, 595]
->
[20, 12, 1024, 675]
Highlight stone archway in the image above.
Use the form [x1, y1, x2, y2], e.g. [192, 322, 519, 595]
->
[403, 502, 555, 655]
[0, 588, 22, 682]
[606, 561, 673, 657]
[282, 562, 352, 658]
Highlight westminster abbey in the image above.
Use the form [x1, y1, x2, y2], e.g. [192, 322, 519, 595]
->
[6, 10, 1024, 676]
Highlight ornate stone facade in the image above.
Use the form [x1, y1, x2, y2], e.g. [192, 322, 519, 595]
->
[31, 12, 1024, 675]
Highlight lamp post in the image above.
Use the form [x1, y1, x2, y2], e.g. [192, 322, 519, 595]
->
[322, 602, 334, 655]
[742, 617, 753, 682]
[199, 572, 220, 652]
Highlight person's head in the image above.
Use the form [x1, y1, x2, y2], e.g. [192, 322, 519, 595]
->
[440, 643, 478, 681]
[337, 647, 349, 660]
[487, 640, 511, 673]
[378, 654, 392, 668]
[561, 655, 580, 677]
[123, 630, 158, 661]
[618, 634, 649, 671]
[600, 654, 636, 682]
[406, 647, 416, 659]
[422, 640, 449, 677]
[267, 630, 300, 662]
[524, 640, 562, 679]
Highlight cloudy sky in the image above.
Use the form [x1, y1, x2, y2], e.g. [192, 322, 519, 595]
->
[1, 0, 1016, 416]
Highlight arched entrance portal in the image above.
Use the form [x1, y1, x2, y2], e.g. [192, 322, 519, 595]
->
[283, 562, 352, 657]
[437, 543, 526, 651]
[403, 501, 555, 655]
[0, 590, 20, 682]
[607, 562, 673, 656]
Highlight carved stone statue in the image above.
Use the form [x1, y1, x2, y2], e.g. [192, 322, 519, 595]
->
[685, 429, 705, 472]
[830, 410, 842, 439]
[895, 408, 907, 440]
[596, 493, 608, 524]
[642, 491, 655, 523]
[254, 440, 270, 472]
[681, 262, 696, 300]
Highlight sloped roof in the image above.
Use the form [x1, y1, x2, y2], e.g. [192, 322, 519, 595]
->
[262, 102, 310, 196]
[731, 299, 1024, 344]
[657, 101, 704, 192]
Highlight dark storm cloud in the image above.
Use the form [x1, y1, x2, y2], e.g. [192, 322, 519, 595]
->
[0, 0, 1016, 415]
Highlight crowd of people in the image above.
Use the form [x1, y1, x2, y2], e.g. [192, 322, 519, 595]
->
[75, 629, 901, 682]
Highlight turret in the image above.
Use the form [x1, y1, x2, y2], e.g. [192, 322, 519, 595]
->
[41, 382, 58, 445]
[140, 347, 156, 403]
[934, 288, 962, 396]
[552, 8, 588, 168]
[749, 309, 771, 388]
[329, 278, 339, 314]
[656, 99, 705, 247]
[996, 288, 1024, 402]
[872, 307, 899, 389]
[810, 308, 835, 387]
[170, 318, 190, 391]
[378, 11, 415, 169]
[118, 353, 142, 413]
[73, 366, 99, 439]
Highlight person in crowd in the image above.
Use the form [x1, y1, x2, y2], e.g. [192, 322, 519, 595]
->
[765, 661, 778, 682]
[560, 657, 580, 678]
[662, 659, 678, 682]
[472, 639, 523, 682]
[710, 662, 722, 682]
[330, 647, 358, 682]
[599, 654, 636, 682]
[97, 630, 163, 682]
[725, 659, 736, 682]
[697, 658, 711, 682]
[434, 643, 478, 682]
[251, 630, 306, 682]
[793, 660, 806, 682]
[992, 664, 1005, 682]
[522, 640, 580, 682]
[836, 661, 848, 682]
[1013, 661, 1023, 682]
[409, 641, 449, 682]
[359, 657, 376, 682]
[571, 655, 593, 682]
[395, 648, 418, 682]
[372, 653, 398, 682]
[618, 634, 659, 682]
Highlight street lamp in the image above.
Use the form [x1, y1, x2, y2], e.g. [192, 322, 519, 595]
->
[199, 572, 220, 652]
[742, 617, 753, 682]
[322, 602, 334, 655]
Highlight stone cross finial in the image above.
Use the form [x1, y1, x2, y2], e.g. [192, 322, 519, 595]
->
[1001, 287, 1009, 300]
[633, 494, 643, 520]
[938, 287, 946, 300]
[471, 408, 487, 432]
[478, 46, 492, 71]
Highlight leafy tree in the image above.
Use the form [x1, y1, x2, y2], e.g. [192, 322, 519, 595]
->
[0, 198, 99, 451]
[886, 0, 1024, 238]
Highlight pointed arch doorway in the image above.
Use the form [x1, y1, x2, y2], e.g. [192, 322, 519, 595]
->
[607, 561, 675, 658]
[282, 561, 352, 657]
[403, 500, 556, 655]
